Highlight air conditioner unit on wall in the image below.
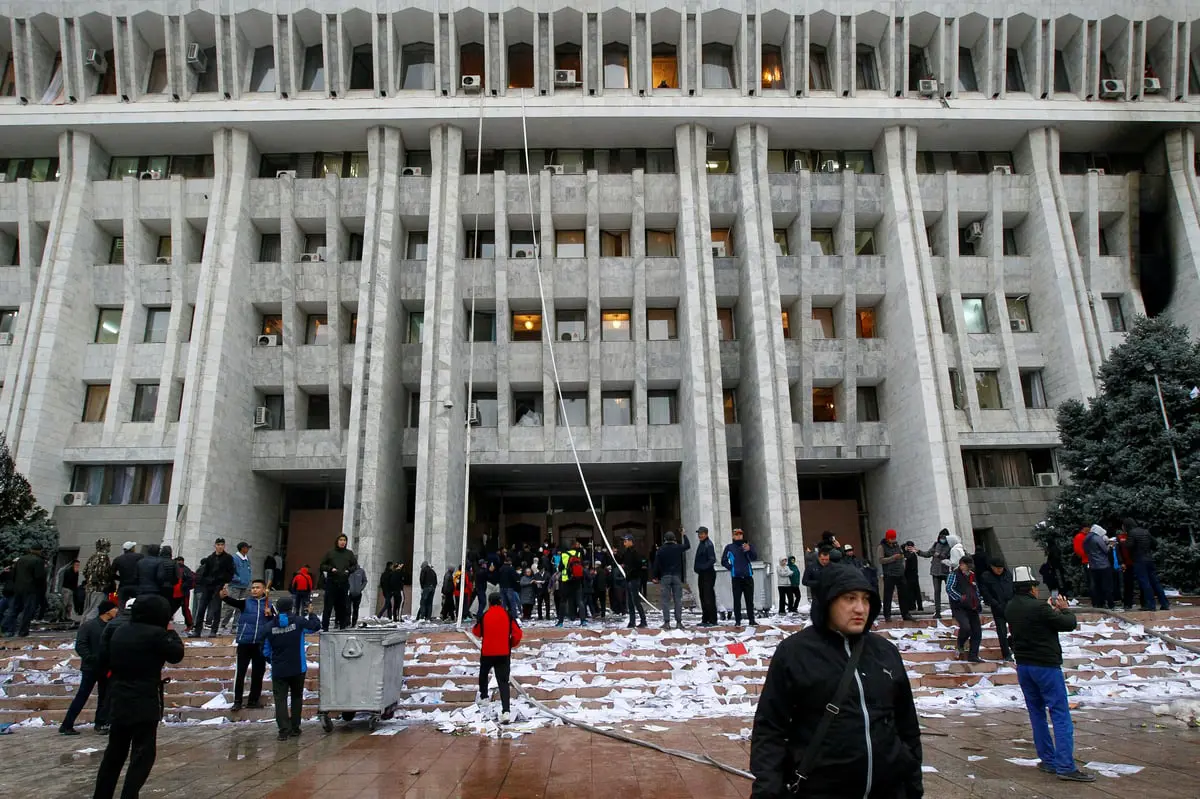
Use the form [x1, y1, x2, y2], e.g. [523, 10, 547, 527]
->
[466, 402, 480, 426]
[706, 131, 716, 147]
[711, 241, 728, 258]
[253, 406, 271, 428]
[992, 164, 1012, 175]
[554, 69, 576, 87]
[139, 170, 163, 180]
[461, 74, 482, 92]
[276, 170, 296, 179]
[1099, 79, 1125, 99]
[1087, 167, 1106, 176]
[791, 159, 804, 173]
[819, 160, 840, 173]
[85, 49, 107, 74]
[256, 334, 278, 347]
[401, 166, 423, 176]
[1010, 317, 1029, 332]
[186, 43, 208, 74]
[1143, 76, 1161, 94]
[512, 246, 538, 259]
[155, 256, 171, 264]
[62, 492, 89, 506]
[1036, 472, 1060, 487]
[966, 221, 984, 244]
[545, 164, 564, 175]
[918, 78, 938, 97]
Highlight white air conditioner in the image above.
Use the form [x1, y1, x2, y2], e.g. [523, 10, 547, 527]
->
[545, 164, 564, 175]
[512, 246, 538, 259]
[401, 166, 423, 176]
[1036, 472, 1060, 487]
[918, 78, 938, 97]
[554, 69, 576, 87]
[706, 131, 716, 147]
[819, 160, 840, 173]
[253, 406, 271, 428]
[791, 159, 804, 173]
[1010, 317, 1029, 332]
[992, 165, 1012, 175]
[276, 169, 296, 179]
[314, 246, 327, 262]
[62, 491, 89, 506]
[299, 253, 319, 262]
[1099, 79, 1125, 99]
[466, 402, 480, 426]
[0, 332, 13, 345]
[256, 334, 279, 347]
[139, 170, 163, 181]
[966, 221, 984, 244]
[1143, 76, 1162, 94]
[1087, 167, 1106, 176]
[712, 241, 728, 258]
[85, 49, 108, 74]
[155, 256, 171, 265]
[461, 74, 482, 92]
[186, 43, 208, 74]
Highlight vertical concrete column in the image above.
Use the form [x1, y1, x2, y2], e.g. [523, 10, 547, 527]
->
[343, 127, 409, 588]
[157, 177, 191, 428]
[989, 174, 1029, 429]
[673, 123, 731, 557]
[1161, 130, 1200, 332]
[494, 169, 512, 452]
[411, 124, 467, 610]
[322, 175, 346, 437]
[942, 171, 981, 427]
[796, 168, 814, 447]
[103, 177, 147, 438]
[538, 168, 556, 452]
[278, 187, 302, 433]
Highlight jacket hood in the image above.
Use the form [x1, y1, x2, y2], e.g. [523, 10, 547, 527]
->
[810, 563, 881, 633]
[130, 594, 172, 627]
[159, 545, 172, 560]
[1090, 524, 1107, 537]
[946, 534, 961, 548]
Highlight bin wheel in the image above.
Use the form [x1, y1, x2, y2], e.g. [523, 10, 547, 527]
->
[381, 706, 395, 721]
[368, 714, 379, 732]
[320, 714, 333, 733]
[341, 711, 356, 722]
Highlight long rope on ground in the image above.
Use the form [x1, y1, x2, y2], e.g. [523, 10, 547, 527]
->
[460, 629, 756, 781]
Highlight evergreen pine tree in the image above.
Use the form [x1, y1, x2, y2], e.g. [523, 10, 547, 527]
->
[0, 433, 58, 564]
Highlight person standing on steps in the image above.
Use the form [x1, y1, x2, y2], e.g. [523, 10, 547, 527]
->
[652, 530, 690, 630]
[472, 592, 523, 725]
[347, 563, 367, 627]
[417, 562, 438, 621]
[110, 542, 142, 606]
[81, 540, 115, 621]
[1082, 524, 1116, 610]
[618, 533, 647, 628]
[946, 556, 984, 663]
[1122, 517, 1170, 611]
[902, 541, 923, 614]
[786, 556, 802, 613]
[262, 596, 320, 741]
[319, 535, 357, 631]
[219, 542, 253, 634]
[722, 528, 758, 627]
[917, 529, 952, 617]
[191, 539, 234, 638]
[693, 526, 718, 626]
[221, 579, 274, 711]
[979, 557, 1015, 662]
[556, 538, 588, 627]
[877, 529, 913, 622]
[60, 599, 118, 736]
[289, 565, 315, 614]
[1006, 565, 1097, 783]
[2, 544, 46, 638]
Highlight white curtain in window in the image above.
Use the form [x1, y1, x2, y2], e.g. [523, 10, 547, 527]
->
[41, 60, 64, 104]
[603, 44, 629, 89]
[702, 44, 735, 89]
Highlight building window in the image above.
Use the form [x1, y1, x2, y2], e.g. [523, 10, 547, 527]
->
[131, 383, 159, 422]
[646, 390, 676, 425]
[304, 314, 330, 345]
[812, 307, 836, 339]
[854, 230, 876, 256]
[348, 313, 358, 344]
[710, 227, 732, 254]
[407, 392, 420, 427]
[1002, 228, 1019, 256]
[762, 45, 784, 90]
[250, 46, 276, 93]
[809, 45, 831, 91]
[855, 44, 880, 90]
[602, 42, 629, 89]
[962, 297, 988, 334]
[95, 308, 122, 344]
[350, 45, 374, 90]
[194, 47, 218, 93]
[108, 237, 125, 265]
[466, 230, 495, 259]
[601, 310, 631, 341]
[957, 47, 979, 92]
[301, 45, 325, 91]
[1054, 50, 1071, 93]
[601, 230, 630, 257]
[155, 237, 172, 263]
[1005, 49, 1026, 92]
[949, 369, 965, 410]
[0, 157, 60, 182]
[702, 43, 735, 89]
[1007, 297, 1031, 332]
[646, 230, 676, 257]
[723, 389, 738, 423]
[71, 464, 173, 505]
[555, 230, 586, 258]
[143, 308, 170, 343]
[260, 314, 283, 337]
[306, 393, 330, 429]
[263, 394, 284, 430]
[461, 43, 485, 85]
[0, 309, 17, 336]
[651, 43, 678, 89]
[855, 308, 877, 338]
[82, 384, 110, 422]
[401, 43, 434, 90]
[1021, 370, 1047, 409]
[555, 42, 581, 77]
[774, 230, 789, 256]
[908, 45, 930, 92]
[857, 387, 880, 422]
[558, 393, 588, 427]
[510, 230, 538, 259]
[1105, 297, 1126, 332]
[555, 310, 586, 342]
[646, 149, 675, 174]
[513, 392, 543, 426]
[813, 387, 837, 422]
[403, 312, 423, 344]
[811, 229, 835, 256]
[469, 311, 496, 342]
[470, 393, 498, 427]
[961, 449, 1054, 489]
[975, 371, 1003, 409]
[706, 151, 731, 175]
[512, 313, 542, 342]
[1, 55, 15, 97]
[717, 308, 735, 340]
[781, 311, 791, 339]
[647, 308, 677, 341]
[405, 232, 428, 260]
[147, 50, 169, 94]
[42, 53, 65, 104]
[508, 43, 534, 89]
[601, 391, 633, 425]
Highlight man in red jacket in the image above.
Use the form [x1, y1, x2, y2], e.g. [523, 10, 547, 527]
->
[472, 592, 523, 723]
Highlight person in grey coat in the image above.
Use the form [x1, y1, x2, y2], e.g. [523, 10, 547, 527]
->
[519, 568, 536, 620]
[347, 565, 367, 626]
[917, 529, 953, 617]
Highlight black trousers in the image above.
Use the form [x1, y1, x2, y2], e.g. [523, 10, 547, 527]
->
[272, 673, 305, 734]
[479, 655, 511, 712]
[932, 576, 946, 615]
[786, 586, 801, 613]
[625, 578, 646, 626]
[62, 669, 108, 730]
[1089, 568, 1115, 610]
[418, 587, 435, 620]
[535, 591, 550, 620]
[777, 586, 789, 614]
[234, 643, 265, 704]
[322, 582, 349, 630]
[882, 575, 910, 620]
[993, 612, 1012, 659]
[349, 593, 362, 627]
[697, 570, 717, 624]
[905, 575, 924, 611]
[952, 605, 982, 660]
[92, 720, 159, 799]
[193, 587, 221, 633]
[731, 576, 756, 624]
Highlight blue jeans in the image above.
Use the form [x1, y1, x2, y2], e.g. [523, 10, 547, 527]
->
[1016, 664, 1075, 774]
[502, 589, 521, 618]
[1133, 561, 1169, 610]
[2, 592, 38, 637]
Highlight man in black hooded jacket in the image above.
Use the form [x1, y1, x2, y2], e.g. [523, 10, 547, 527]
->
[750, 564, 923, 798]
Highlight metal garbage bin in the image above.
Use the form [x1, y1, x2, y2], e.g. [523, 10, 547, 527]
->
[317, 628, 407, 732]
[715, 562, 772, 620]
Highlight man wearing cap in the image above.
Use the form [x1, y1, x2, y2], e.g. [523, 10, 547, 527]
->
[111, 542, 143, 605]
[721, 528, 757, 626]
[617, 533, 647, 628]
[652, 529, 691, 629]
[877, 529, 913, 623]
[693, 526, 718, 626]
[81, 539, 115, 621]
[220, 541, 254, 633]
[191, 538, 235, 638]
[1006, 565, 1096, 783]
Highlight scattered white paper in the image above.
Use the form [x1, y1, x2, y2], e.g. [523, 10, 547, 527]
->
[641, 724, 670, 732]
[201, 693, 232, 710]
[75, 747, 101, 754]
[198, 716, 227, 725]
[921, 765, 938, 773]
[1006, 758, 1041, 767]
[967, 755, 987, 762]
[371, 725, 407, 736]
[1084, 762, 1144, 777]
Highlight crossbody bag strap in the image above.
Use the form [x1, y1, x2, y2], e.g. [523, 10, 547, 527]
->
[789, 636, 866, 792]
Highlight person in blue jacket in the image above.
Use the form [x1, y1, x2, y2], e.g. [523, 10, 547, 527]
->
[693, 527, 718, 626]
[262, 595, 321, 740]
[721, 528, 758, 626]
[219, 541, 254, 633]
[220, 578, 273, 710]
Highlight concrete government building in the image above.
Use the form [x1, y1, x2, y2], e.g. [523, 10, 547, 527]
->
[1, 0, 1199, 605]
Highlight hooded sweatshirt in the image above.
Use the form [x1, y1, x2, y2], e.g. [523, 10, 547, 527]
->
[1083, 524, 1113, 569]
[943, 534, 966, 571]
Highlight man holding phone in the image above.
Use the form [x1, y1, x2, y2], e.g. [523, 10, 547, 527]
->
[722, 528, 757, 626]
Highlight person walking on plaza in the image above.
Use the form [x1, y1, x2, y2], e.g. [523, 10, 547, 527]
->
[377, 562, 395, 619]
[803, 546, 832, 596]
[785, 556, 802, 612]
[946, 556, 984, 662]
[262, 552, 279, 593]
[417, 562, 438, 621]
[2, 544, 46, 638]
[1082, 524, 1116, 610]
[220, 579, 274, 711]
[1006, 566, 1096, 783]
[81, 540, 115, 621]
[110, 542, 142, 605]
[347, 563, 366, 627]
[722, 528, 758, 626]
[979, 556, 1015, 662]
[319, 534, 357, 631]
[750, 564, 923, 798]
[262, 596, 320, 740]
[60, 599, 118, 735]
[440, 565, 456, 621]
[472, 592, 523, 724]
[917, 529, 952, 617]
[902, 541, 923, 613]
[289, 565, 314, 613]
[693, 526, 718, 626]
[1122, 518, 1170, 611]
[219, 542, 253, 633]
[877, 529, 912, 622]
[191, 538, 234, 638]
[653, 530, 690, 629]
[618, 534, 647, 628]
[92, 595, 184, 799]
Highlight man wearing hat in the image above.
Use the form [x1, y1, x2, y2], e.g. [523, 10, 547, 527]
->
[652, 528, 690, 629]
[617, 533, 647, 628]
[721, 528, 757, 626]
[111, 542, 143, 605]
[81, 539, 115, 621]
[693, 526, 718, 626]
[1006, 565, 1095, 783]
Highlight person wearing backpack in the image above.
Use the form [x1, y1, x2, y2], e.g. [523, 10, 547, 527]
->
[289, 566, 314, 612]
[556, 538, 589, 627]
[261, 596, 321, 741]
[946, 556, 984, 663]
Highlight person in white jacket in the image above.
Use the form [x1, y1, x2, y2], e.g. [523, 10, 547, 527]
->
[943, 534, 966, 572]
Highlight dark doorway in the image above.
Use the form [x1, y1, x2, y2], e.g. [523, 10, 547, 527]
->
[505, 522, 542, 550]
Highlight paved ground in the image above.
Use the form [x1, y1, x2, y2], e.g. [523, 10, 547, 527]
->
[3, 704, 1196, 798]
